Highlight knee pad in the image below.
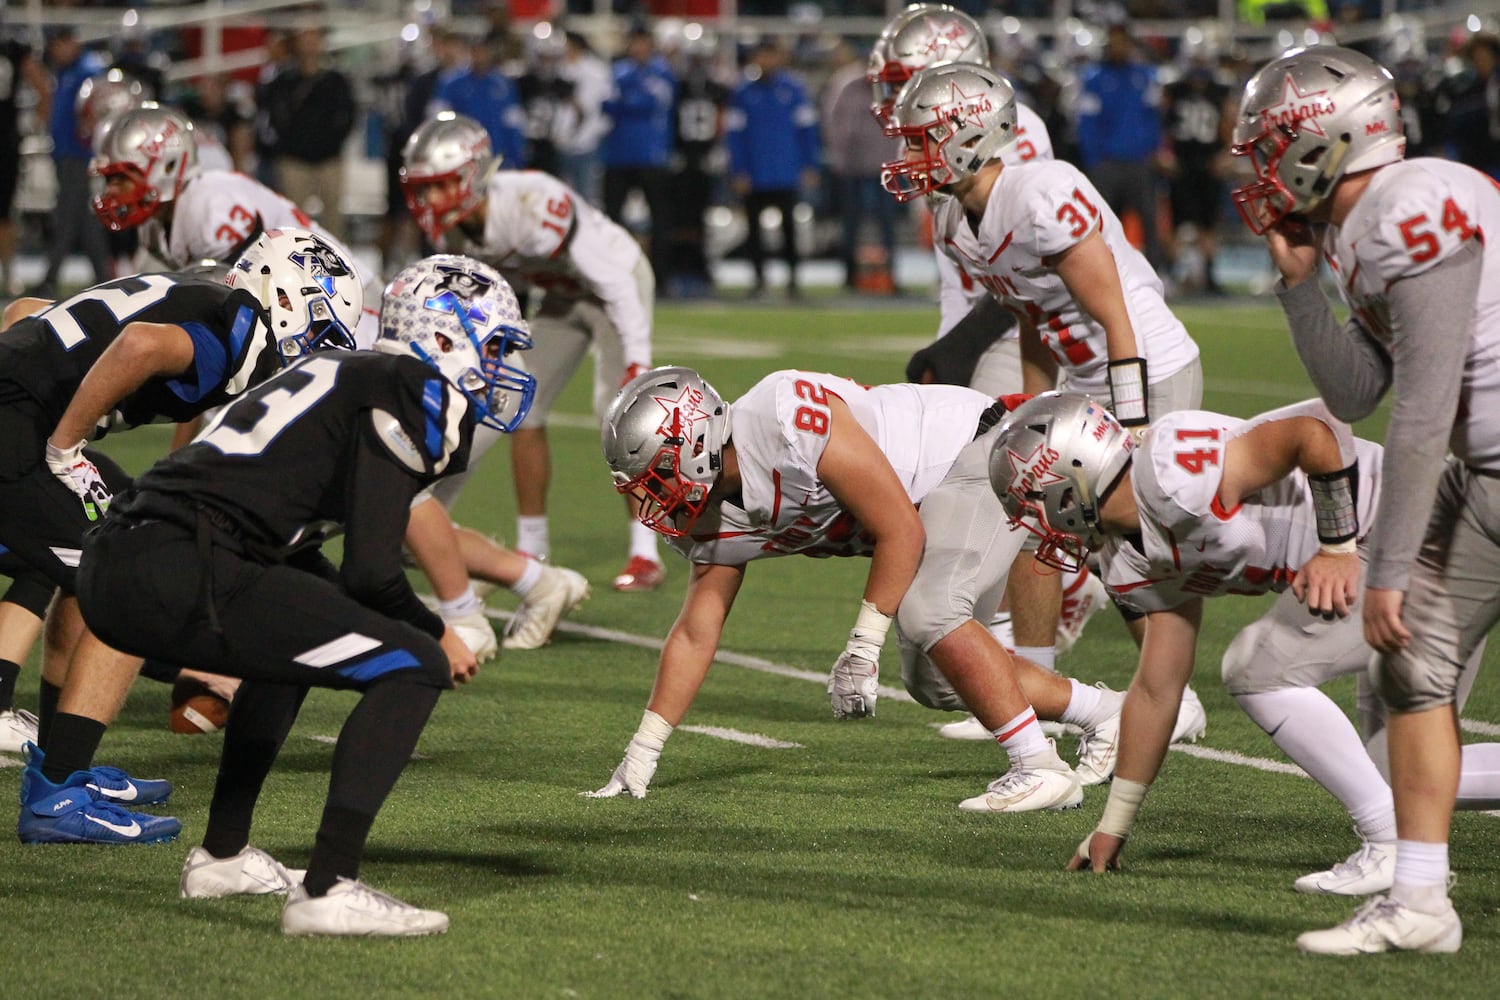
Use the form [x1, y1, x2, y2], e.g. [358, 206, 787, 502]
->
[895, 588, 967, 656]
[1220, 619, 1275, 695]
[1374, 647, 1461, 713]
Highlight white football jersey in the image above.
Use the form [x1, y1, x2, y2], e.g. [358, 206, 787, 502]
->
[930, 158, 1198, 394]
[1101, 408, 1383, 614]
[1323, 157, 1500, 468]
[443, 169, 651, 369]
[141, 169, 324, 270]
[669, 370, 994, 566]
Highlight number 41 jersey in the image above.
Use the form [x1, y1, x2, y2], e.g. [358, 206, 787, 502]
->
[0, 272, 273, 428]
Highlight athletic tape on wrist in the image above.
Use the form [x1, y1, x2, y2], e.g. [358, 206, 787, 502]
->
[1107, 358, 1149, 426]
[846, 599, 894, 660]
[1309, 464, 1358, 547]
[1096, 777, 1149, 839]
[636, 709, 674, 752]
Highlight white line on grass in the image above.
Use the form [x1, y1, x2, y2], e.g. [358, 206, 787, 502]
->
[678, 725, 804, 749]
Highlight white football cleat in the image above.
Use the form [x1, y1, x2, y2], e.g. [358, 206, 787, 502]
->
[958, 743, 1083, 813]
[1075, 697, 1122, 786]
[987, 611, 1014, 651]
[1056, 567, 1108, 654]
[0, 707, 39, 754]
[180, 845, 305, 899]
[503, 566, 590, 650]
[282, 878, 449, 937]
[937, 715, 1080, 741]
[445, 610, 498, 663]
[1171, 687, 1208, 744]
[1294, 840, 1396, 896]
[1296, 895, 1461, 955]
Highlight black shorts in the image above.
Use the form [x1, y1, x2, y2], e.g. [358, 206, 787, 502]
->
[1169, 170, 1226, 230]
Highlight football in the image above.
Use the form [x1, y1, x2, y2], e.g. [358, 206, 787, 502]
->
[168, 679, 231, 734]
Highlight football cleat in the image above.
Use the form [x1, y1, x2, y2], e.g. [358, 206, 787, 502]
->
[612, 556, 665, 593]
[1294, 839, 1396, 896]
[1171, 687, 1208, 744]
[938, 714, 1080, 741]
[1056, 567, 1108, 654]
[0, 707, 39, 754]
[958, 743, 1083, 813]
[18, 746, 180, 845]
[181, 845, 305, 898]
[282, 878, 449, 937]
[1075, 692, 1122, 786]
[84, 763, 172, 805]
[503, 566, 590, 650]
[1296, 895, 1462, 955]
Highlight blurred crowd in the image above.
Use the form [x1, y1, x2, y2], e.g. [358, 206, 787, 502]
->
[6, 3, 1500, 298]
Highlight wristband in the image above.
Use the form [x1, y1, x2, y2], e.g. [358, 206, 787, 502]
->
[1107, 358, 1148, 427]
[1309, 464, 1358, 547]
[635, 709, 674, 753]
[1096, 777, 1149, 839]
[846, 599, 894, 661]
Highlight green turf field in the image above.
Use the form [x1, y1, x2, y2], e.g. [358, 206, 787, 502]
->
[4, 297, 1498, 998]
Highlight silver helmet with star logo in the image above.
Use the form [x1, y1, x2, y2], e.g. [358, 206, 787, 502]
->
[881, 61, 1017, 203]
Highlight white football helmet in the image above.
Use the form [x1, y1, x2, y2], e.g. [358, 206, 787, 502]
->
[89, 103, 200, 231]
[227, 228, 363, 366]
[987, 392, 1134, 573]
[1231, 45, 1404, 234]
[868, 4, 989, 125]
[399, 112, 498, 243]
[602, 367, 730, 537]
[882, 62, 1017, 203]
[377, 254, 535, 432]
[76, 69, 146, 143]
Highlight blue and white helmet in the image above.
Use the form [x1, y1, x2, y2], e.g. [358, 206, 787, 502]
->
[377, 254, 535, 432]
[227, 228, 362, 365]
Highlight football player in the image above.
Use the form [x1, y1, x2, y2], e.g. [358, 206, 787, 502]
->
[989, 393, 1500, 896]
[1232, 44, 1500, 955]
[588, 367, 1200, 809]
[401, 111, 665, 593]
[73, 254, 535, 936]
[8, 228, 360, 845]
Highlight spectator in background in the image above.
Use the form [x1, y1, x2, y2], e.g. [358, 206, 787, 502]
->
[727, 39, 820, 299]
[432, 32, 526, 169]
[1440, 33, 1500, 180]
[517, 25, 572, 177]
[253, 29, 291, 191]
[180, 74, 256, 174]
[34, 28, 109, 298]
[821, 40, 898, 294]
[555, 30, 611, 205]
[0, 30, 50, 296]
[1074, 22, 1166, 271]
[601, 25, 676, 284]
[264, 26, 355, 240]
[1159, 30, 1234, 295]
[664, 24, 729, 299]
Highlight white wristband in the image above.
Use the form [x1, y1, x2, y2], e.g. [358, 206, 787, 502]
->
[1096, 777, 1149, 839]
[635, 709, 674, 753]
[1319, 539, 1359, 556]
[845, 599, 893, 661]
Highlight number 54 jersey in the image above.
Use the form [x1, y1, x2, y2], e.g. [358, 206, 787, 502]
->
[1101, 406, 1383, 615]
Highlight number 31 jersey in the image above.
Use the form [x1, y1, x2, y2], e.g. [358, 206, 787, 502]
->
[0, 273, 273, 428]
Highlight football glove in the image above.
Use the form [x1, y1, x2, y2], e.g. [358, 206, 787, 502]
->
[827, 650, 880, 719]
[443, 609, 498, 664]
[585, 709, 673, 799]
[45, 439, 112, 521]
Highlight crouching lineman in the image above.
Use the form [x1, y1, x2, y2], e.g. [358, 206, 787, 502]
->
[8, 228, 360, 845]
[988, 393, 1500, 892]
[588, 368, 1199, 809]
[73, 255, 535, 936]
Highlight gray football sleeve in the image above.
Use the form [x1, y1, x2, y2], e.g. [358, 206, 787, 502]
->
[1274, 276, 1390, 422]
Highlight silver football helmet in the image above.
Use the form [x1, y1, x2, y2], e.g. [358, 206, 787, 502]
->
[868, 4, 990, 125]
[602, 367, 730, 537]
[227, 228, 363, 366]
[89, 103, 200, 231]
[377, 254, 535, 432]
[987, 392, 1134, 573]
[400, 112, 498, 243]
[76, 69, 146, 143]
[882, 62, 1016, 203]
[1231, 45, 1404, 234]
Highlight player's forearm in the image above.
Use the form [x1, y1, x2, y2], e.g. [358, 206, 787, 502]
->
[51, 327, 189, 446]
[863, 530, 922, 618]
[646, 628, 718, 726]
[1275, 277, 1390, 422]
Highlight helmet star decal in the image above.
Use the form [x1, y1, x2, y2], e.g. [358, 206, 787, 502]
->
[1261, 73, 1336, 138]
[917, 18, 970, 57]
[941, 81, 994, 130]
[1005, 441, 1067, 500]
[652, 384, 710, 442]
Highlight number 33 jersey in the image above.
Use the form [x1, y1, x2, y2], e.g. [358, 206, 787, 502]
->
[670, 370, 994, 565]
[140, 169, 329, 271]
[0, 273, 274, 429]
[1101, 407, 1383, 614]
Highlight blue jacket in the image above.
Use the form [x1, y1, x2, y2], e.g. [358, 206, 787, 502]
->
[1074, 60, 1162, 169]
[726, 69, 820, 191]
[601, 56, 675, 169]
[434, 68, 527, 167]
[50, 49, 108, 160]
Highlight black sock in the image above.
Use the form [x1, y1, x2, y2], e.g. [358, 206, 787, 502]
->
[39, 713, 106, 784]
[202, 682, 307, 860]
[0, 659, 19, 711]
[37, 679, 61, 749]
[304, 806, 375, 897]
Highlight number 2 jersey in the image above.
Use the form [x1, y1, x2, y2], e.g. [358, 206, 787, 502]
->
[1100, 406, 1383, 615]
[668, 370, 994, 566]
[0, 272, 275, 433]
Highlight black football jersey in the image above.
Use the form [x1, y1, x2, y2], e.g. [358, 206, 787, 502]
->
[0, 37, 32, 134]
[1162, 75, 1232, 170]
[0, 272, 274, 429]
[675, 73, 728, 168]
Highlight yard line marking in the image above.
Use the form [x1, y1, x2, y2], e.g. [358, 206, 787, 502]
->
[1463, 719, 1500, 737]
[679, 725, 804, 749]
[0, 754, 21, 769]
[306, 734, 427, 761]
[1168, 743, 1308, 777]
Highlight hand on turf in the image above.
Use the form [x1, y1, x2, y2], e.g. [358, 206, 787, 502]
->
[1363, 587, 1411, 653]
[1292, 551, 1360, 620]
[45, 439, 112, 521]
[586, 738, 660, 798]
[1067, 830, 1125, 873]
[440, 626, 480, 684]
[827, 650, 880, 719]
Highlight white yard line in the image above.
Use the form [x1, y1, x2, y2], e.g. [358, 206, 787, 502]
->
[678, 726, 804, 749]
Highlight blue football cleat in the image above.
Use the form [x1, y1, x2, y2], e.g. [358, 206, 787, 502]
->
[19, 742, 171, 806]
[17, 745, 180, 845]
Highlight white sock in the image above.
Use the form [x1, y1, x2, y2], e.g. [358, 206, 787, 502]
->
[991, 707, 1050, 763]
[516, 516, 549, 561]
[1059, 679, 1119, 730]
[437, 587, 482, 618]
[628, 521, 659, 561]
[987, 612, 1014, 650]
[1234, 688, 1394, 827]
[1457, 742, 1500, 810]
[1391, 840, 1450, 912]
[1014, 645, 1056, 671]
[1349, 798, 1397, 844]
[509, 559, 545, 598]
